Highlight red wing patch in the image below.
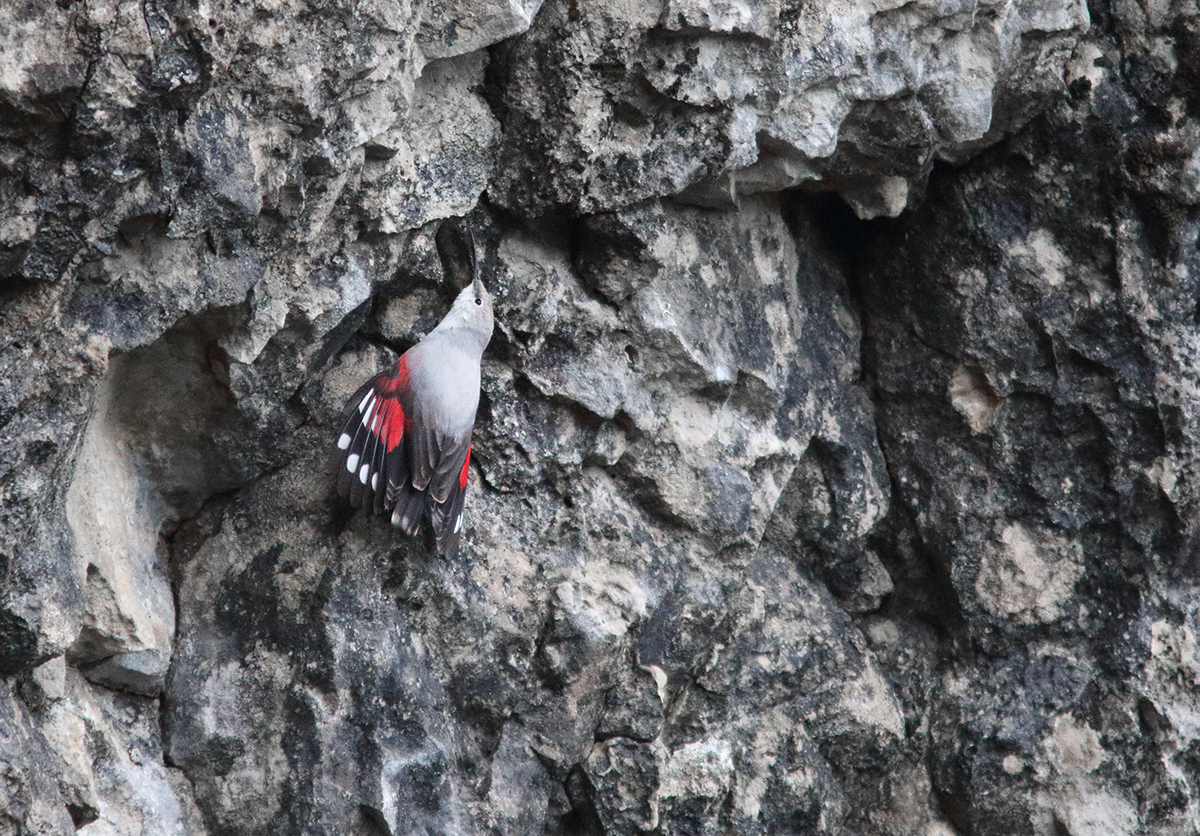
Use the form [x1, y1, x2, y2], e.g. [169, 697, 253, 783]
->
[377, 356, 410, 395]
[459, 444, 471, 489]
[329, 362, 417, 513]
[380, 398, 410, 452]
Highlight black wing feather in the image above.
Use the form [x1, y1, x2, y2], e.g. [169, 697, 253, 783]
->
[432, 469, 470, 555]
[429, 436, 472, 554]
[331, 376, 409, 513]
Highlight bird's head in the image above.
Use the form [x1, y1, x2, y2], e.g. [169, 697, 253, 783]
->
[447, 270, 494, 343]
[433, 223, 494, 350]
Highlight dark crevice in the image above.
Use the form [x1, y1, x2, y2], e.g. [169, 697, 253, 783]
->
[562, 768, 606, 836]
[794, 180, 975, 668]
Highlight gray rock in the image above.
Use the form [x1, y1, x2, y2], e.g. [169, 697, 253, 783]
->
[485, 721, 553, 835]
[585, 737, 659, 832]
[489, 0, 1088, 216]
[355, 52, 499, 234]
[0, 681, 75, 835]
[64, 366, 176, 697]
[4, 0, 1200, 833]
[165, 454, 472, 835]
[31, 671, 201, 834]
[79, 649, 173, 697]
[419, 0, 545, 60]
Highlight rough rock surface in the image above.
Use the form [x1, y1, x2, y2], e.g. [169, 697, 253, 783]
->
[3, 0, 1200, 833]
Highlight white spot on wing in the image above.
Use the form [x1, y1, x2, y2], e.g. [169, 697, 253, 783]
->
[371, 473, 378, 491]
[362, 396, 379, 427]
[358, 391, 374, 413]
[346, 453, 360, 473]
[359, 464, 370, 484]
[454, 514, 463, 533]
[337, 433, 351, 450]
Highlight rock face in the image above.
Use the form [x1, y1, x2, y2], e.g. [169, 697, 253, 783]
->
[3, 0, 1200, 833]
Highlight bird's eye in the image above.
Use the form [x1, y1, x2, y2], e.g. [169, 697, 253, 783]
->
[475, 297, 482, 306]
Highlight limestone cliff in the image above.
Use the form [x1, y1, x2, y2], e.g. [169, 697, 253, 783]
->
[2, 0, 1199, 833]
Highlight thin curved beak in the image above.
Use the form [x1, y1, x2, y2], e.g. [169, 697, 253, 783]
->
[469, 229, 484, 297]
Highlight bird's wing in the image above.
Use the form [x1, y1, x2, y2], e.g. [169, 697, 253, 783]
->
[429, 438, 473, 555]
[328, 359, 416, 517]
[406, 403, 440, 493]
[388, 400, 442, 537]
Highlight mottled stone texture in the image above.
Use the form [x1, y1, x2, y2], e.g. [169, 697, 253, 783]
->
[3, 0, 1200, 833]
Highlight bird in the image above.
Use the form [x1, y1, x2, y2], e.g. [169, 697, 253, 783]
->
[328, 223, 494, 553]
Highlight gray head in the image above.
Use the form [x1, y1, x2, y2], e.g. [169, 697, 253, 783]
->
[430, 224, 494, 351]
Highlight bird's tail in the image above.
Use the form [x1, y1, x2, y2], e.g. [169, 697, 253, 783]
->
[390, 486, 425, 538]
